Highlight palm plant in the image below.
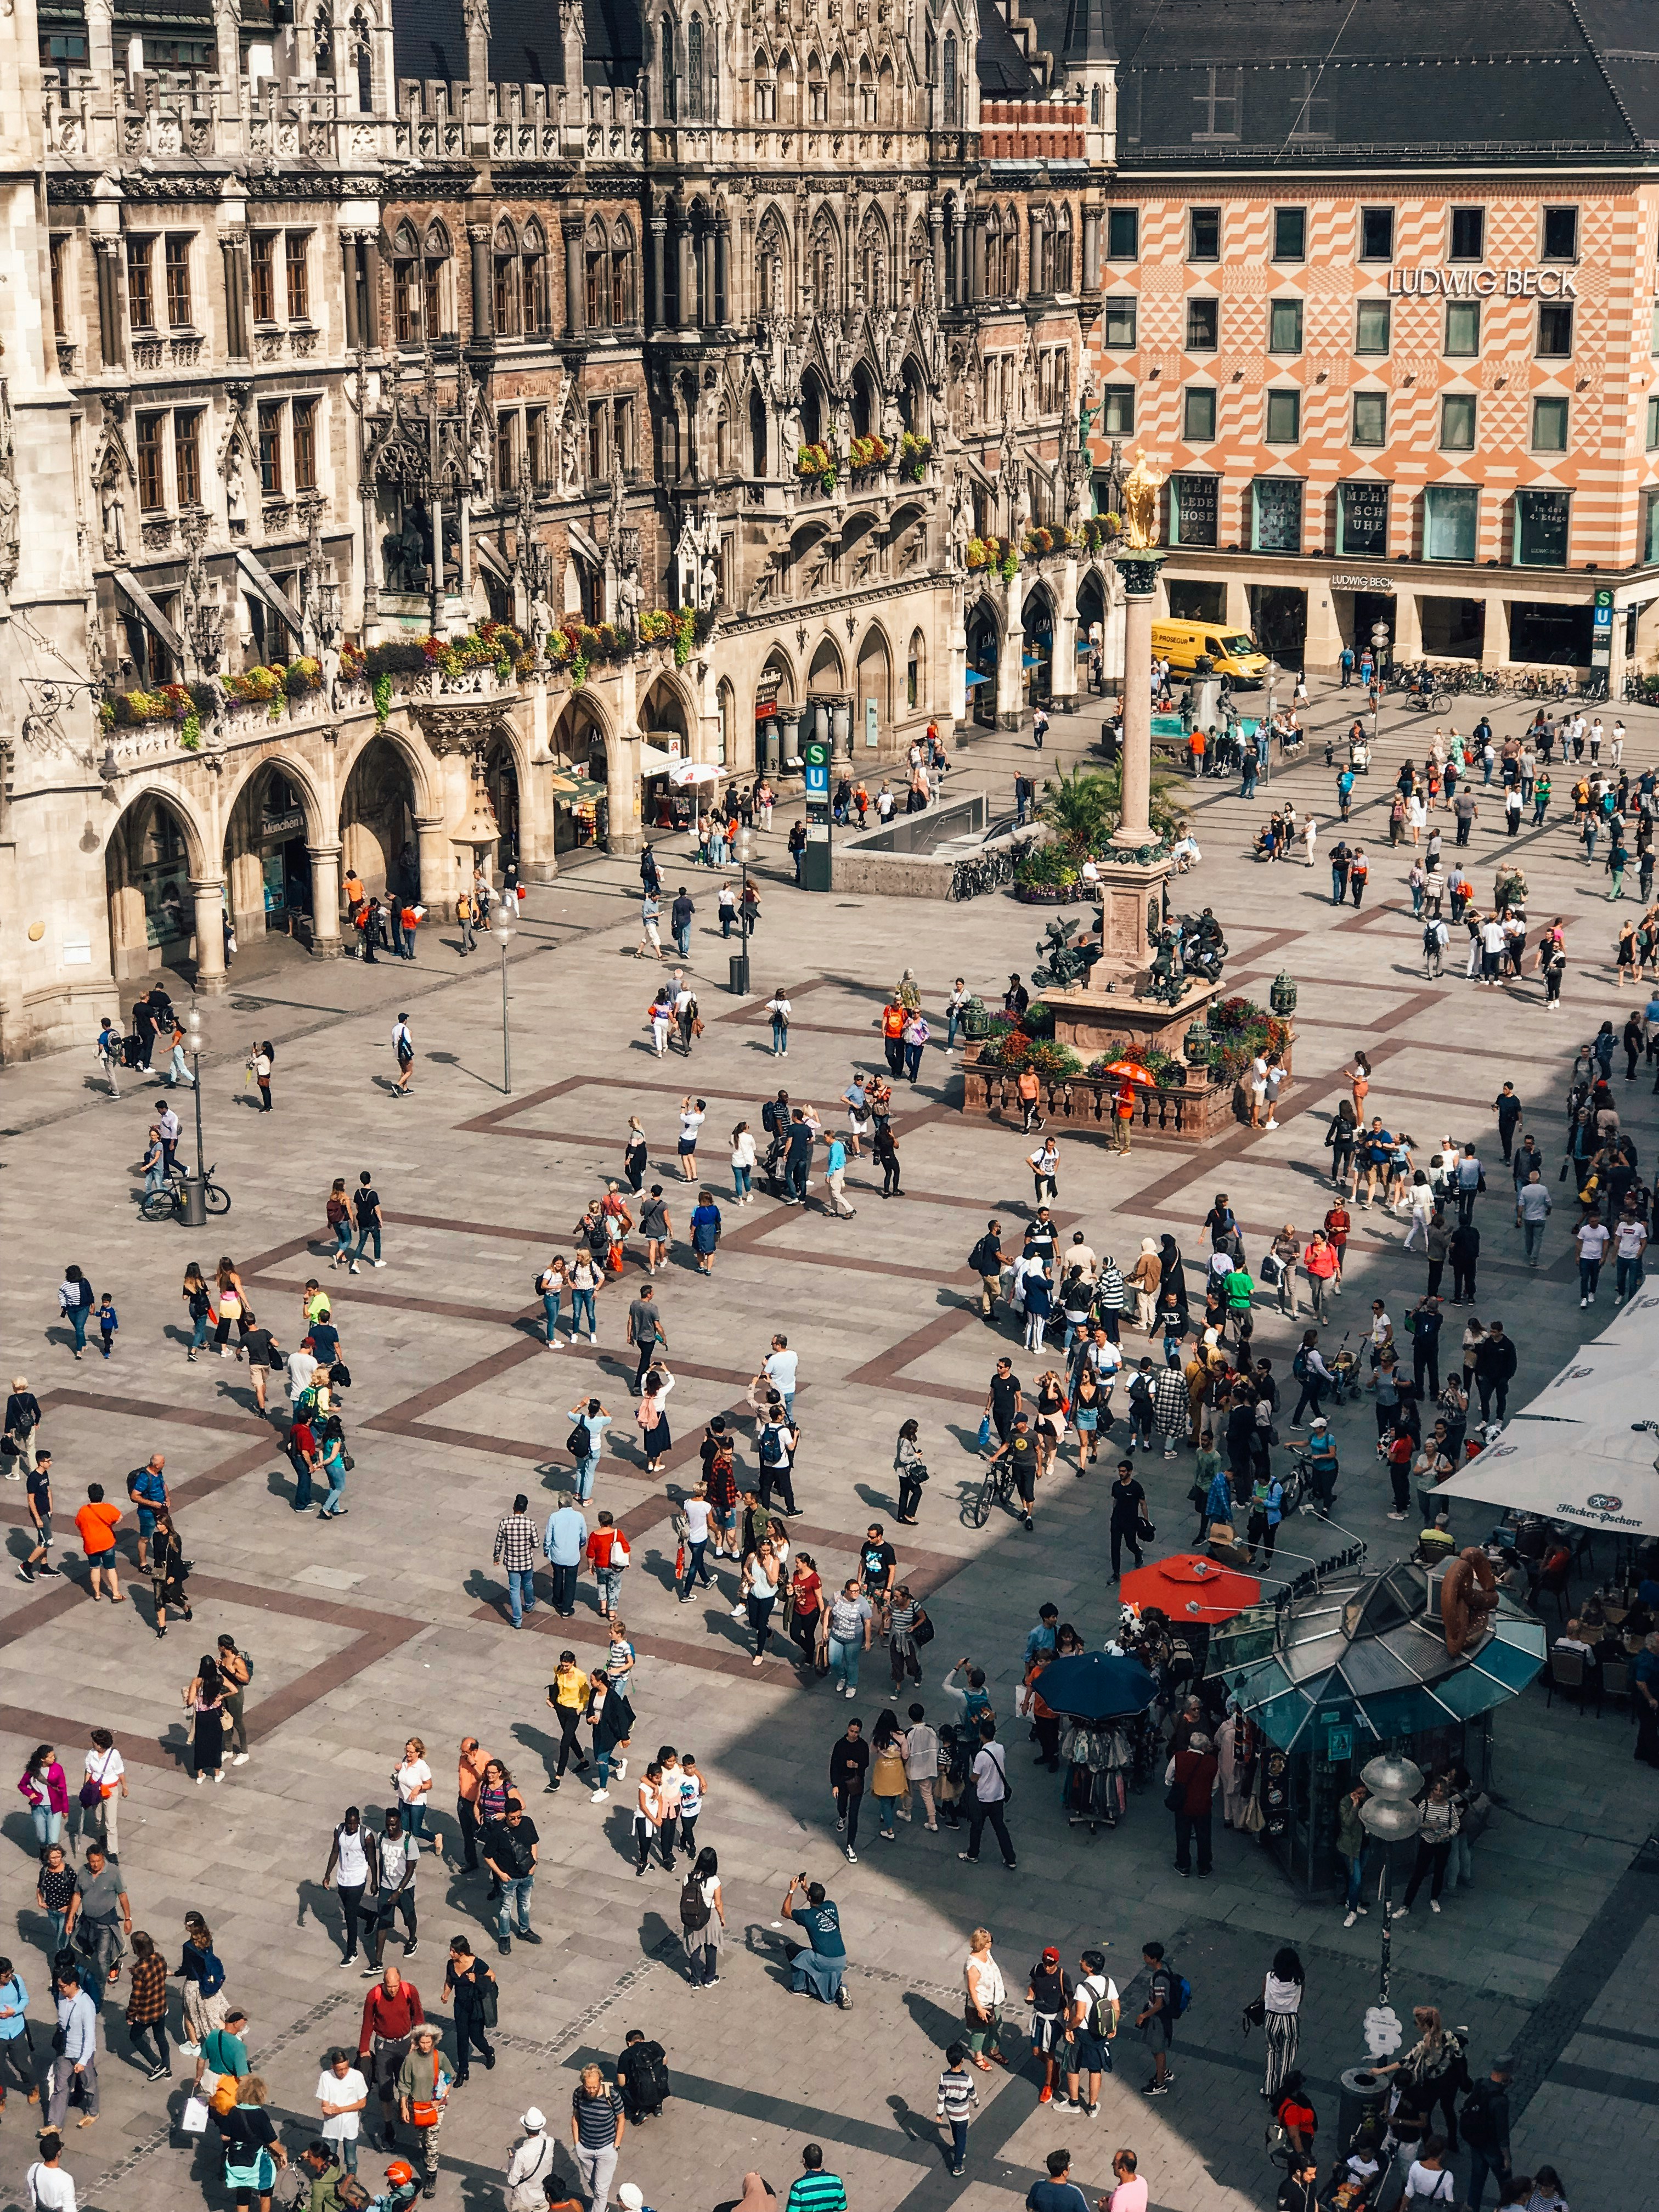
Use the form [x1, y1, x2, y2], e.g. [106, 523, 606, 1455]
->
[1040, 763, 1188, 851]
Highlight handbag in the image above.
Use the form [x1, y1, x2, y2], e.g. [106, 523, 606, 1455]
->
[180, 2096, 211, 2134]
[209, 2073, 239, 2117]
[1242, 1994, 1267, 2034]
[912, 1607, 936, 1647]
[1164, 1782, 1184, 1812]
[1136, 1513, 1156, 1544]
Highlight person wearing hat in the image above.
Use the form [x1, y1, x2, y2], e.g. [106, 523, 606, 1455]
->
[1025, 1946, 1071, 2103]
[616, 2188, 656, 2212]
[380, 2159, 422, 2212]
[1304, 1417, 1339, 1516]
[394, 2023, 450, 2199]
[505, 2108, 556, 2212]
[1459, 2053, 1515, 2212]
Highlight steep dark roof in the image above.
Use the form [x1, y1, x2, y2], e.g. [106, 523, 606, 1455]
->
[391, 0, 640, 88]
[1020, 0, 1652, 160]
[977, 5, 1042, 97]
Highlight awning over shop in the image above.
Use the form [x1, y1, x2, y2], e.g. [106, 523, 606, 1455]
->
[639, 742, 679, 775]
[114, 571, 185, 657]
[548, 770, 607, 803]
[963, 671, 992, 688]
[235, 548, 307, 636]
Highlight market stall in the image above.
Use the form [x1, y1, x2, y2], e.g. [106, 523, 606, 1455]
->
[1028, 1649, 1158, 1837]
[1214, 1559, 1545, 1892]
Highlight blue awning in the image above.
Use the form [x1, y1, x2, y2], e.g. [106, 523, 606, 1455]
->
[964, 671, 992, 687]
[1022, 653, 1043, 668]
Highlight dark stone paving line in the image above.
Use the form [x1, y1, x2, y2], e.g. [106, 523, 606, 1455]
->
[1504, 1833, 1659, 2125]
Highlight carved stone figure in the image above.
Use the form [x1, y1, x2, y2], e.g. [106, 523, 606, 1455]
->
[101, 478, 127, 558]
[1119, 446, 1164, 550]
[529, 589, 554, 663]
[0, 382, 19, 592]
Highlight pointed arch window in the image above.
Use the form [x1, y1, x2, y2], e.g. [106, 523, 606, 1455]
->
[351, 6, 373, 112]
[493, 217, 522, 336]
[943, 32, 957, 126]
[687, 15, 704, 120]
[313, 6, 333, 77]
[611, 219, 636, 326]
[661, 16, 678, 121]
[522, 219, 550, 333]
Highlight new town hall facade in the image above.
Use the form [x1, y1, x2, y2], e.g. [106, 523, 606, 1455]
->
[5, 0, 1659, 1056]
[0, 0, 1104, 1056]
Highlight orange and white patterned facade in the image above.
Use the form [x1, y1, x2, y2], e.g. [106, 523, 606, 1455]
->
[1085, 173, 1659, 679]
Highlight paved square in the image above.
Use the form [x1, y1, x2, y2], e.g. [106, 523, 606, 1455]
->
[0, 682, 1652, 2212]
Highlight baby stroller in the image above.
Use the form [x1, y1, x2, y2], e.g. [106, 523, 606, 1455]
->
[1325, 1335, 1362, 1406]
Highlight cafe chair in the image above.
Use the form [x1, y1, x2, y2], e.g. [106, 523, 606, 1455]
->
[1538, 1555, 1572, 1622]
[1545, 1647, 1587, 1712]
[1596, 1658, 1633, 1720]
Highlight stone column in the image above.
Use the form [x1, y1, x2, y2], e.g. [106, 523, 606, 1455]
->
[340, 233, 360, 349]
[971, 215, 988, 301]
[714, 217, 730, 328]
[219, 229, 249, 360]
[951, 203, 967, 308]
[698, 227, 714, 329]
[604, 729, 643, 854]
[1113, 551, 1166, 846]
[190, 877, 228, 994]
[648, 210, 667, 332]
[416, 814, 455, 919]
[92, 237, 123, 369]
[360, 234, 383, 349]
[308, 842, 344, 957]
[469, 223, 493, 338]
[1028, 208, 1042, 297]
[563, 216, 585, 338]
[997, 568, 1025, 731]
[1081, 208, 1101, 293]
[1052, 555, 1080, 710]
[928, 202, 945, 303]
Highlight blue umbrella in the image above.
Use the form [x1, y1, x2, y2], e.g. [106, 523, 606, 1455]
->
[1033, 1650, 1157, 1721]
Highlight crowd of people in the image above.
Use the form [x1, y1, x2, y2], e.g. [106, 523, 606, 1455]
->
[14, 669, 1637, 2212]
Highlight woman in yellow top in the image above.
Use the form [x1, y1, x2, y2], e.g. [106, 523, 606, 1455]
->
[870, 1708, 911, 1838]
[546, 1654, 591, 1786]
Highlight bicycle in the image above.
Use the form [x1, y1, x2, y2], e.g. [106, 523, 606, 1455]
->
[964, 1452, 1013, 1528]
[140, 1163, 231, 1222]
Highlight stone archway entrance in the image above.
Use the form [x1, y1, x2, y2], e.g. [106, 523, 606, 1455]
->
[966, 602, 999, 728]
[105, 792, 197, 982]
[224, 764, 314, 946]
[341, 736, 420, 904]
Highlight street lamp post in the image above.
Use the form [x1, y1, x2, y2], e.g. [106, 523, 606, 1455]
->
[731, 827, 752, 996]
[183, 1006, 208, 1226]
[1356, 1752, 1425, 2059]
[492, 902, 515, 1094]
[1370, 620, 1390, 755]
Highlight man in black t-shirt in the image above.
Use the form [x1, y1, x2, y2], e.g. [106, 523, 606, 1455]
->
[480, 1804, 540, 1954]
[985, 1359, 1023, 1444]
[20, 1450, 55, 1580]
[1026, 1947, 1073, 2102]
[857, 1525, 896, 1602]
[991, 1416, 1040, 1532]
[352, 1172, 384, 1272]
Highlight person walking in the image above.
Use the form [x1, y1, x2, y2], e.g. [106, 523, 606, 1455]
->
[1169, 1729, 1218, 1877]
[957, 1720, 1016, 1870]
[481, 1801, 539, 1954]
[1261, 1946, 1305, 2098]
[492, 1496, 540, 1630]
[830, 1716, 868, 1863]
[935, 2040, 979, 2177]
[961, 1927, 1007, 2070]
[391, 1015, 415, 1097]
[570, 2062, 626, 2212]
[47, 1961, 98, 2131]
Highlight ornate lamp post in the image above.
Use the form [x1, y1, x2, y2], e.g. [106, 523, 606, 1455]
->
[1356, 1752, 1424, 2059]
[182, 1006, 208, 1226]
[491, 901, 515, 1095]
[1268, 971, 1299, 1018]
[730, 824, 753, 996]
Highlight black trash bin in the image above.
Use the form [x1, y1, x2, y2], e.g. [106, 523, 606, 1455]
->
[729, 953, 751, 996]
[1337, 2064, 1392, 2158]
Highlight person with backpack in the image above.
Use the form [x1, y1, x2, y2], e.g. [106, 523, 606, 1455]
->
[755, 1406, 799, 1516]
[1288, 1331, 1334, 1428]
[1458, 2055, 1514, 2212]
[616, 2027, 671, 2123]
[391, 1015, 414, 1098]
[1135, 1940, 1184, 2096]
[1061, 1948, 1119, 2117]
[678, 1844, 724, 1987]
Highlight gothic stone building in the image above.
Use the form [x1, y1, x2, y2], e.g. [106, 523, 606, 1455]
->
[0, 0, 1103, 1059]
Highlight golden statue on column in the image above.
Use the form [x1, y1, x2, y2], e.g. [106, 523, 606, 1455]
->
[1119, 447, 1165, 552]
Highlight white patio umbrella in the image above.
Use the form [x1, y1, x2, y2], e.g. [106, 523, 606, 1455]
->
[668, 759, 720, 787]
[1435, 1406, 1659, 1538]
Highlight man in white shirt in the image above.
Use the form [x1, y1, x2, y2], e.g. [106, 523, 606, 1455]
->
[1060, 1946, 1119, 2116]
[761, 1336, 799, 1421]
[26, 2134, 76, 2212]
[287, 1341, 319, 1408]
[1614, 1212, 1648, 1301]
[317, 2048, 368, 2166]
[961, 1724, 1015, 1870]
[1576, 1212, 1611, 1306]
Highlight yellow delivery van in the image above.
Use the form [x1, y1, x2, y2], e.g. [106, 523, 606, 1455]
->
[1151, 620, 1272, 687]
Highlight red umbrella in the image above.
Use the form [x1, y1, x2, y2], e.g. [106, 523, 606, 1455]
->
[1120, 1551, 1262, 1623]
[1104, 1058, 1154, 1086]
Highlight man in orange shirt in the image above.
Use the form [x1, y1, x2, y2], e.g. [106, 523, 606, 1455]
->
[455, 1736, 493, 1875]
[74, 1483, 123, 1602]
[881, 1001, 907, 1078]
[1016, 1065, 1043, 1134]
[1114, 1081, 1136, 1154]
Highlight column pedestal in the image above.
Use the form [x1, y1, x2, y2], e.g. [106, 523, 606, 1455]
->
[190, 877, 228, 994]
[416, 815, 455, 920]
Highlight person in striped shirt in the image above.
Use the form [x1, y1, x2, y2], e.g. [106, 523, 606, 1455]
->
[935, 2041, 979, 2178]
[784, 2145, 846, 2212]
